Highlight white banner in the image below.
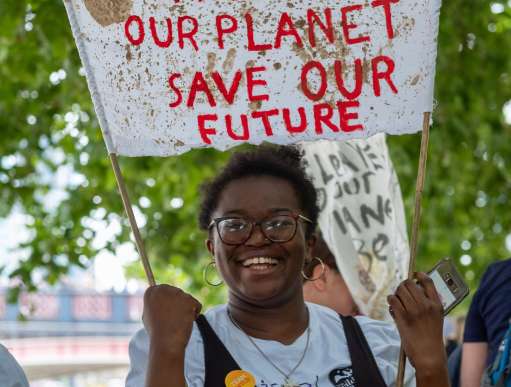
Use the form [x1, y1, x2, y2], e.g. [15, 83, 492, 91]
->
[302, 134, 409, 320]
[64, 0, 441, 156]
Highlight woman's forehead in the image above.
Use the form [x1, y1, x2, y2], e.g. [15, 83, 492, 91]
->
[214, 175, 301, 216]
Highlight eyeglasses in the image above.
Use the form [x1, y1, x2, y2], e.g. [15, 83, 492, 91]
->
[208, 213, 313, 246]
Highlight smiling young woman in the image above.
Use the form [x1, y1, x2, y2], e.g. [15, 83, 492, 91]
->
[125, 145, 449, 387]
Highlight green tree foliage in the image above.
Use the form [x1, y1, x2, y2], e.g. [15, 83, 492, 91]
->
[0, 0, 510, 308]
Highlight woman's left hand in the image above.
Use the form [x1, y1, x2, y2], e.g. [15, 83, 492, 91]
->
[387, 272, 446, 371]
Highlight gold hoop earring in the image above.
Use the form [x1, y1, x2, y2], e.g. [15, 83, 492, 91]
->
[302, 257, 325, 281]
[203, 261, 223, 287]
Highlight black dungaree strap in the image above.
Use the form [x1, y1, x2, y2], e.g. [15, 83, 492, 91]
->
[196, 313, 388, 387]
[340, 314, 388, 387]
[195, 314, 241, 387]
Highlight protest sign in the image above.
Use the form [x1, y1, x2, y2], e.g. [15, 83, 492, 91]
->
[64, 0, 441, 156]
[302, 134, 409, 320]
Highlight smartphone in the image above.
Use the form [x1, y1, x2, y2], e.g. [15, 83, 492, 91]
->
[428, 258, 469, 315]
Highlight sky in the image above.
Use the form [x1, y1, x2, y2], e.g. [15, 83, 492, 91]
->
[0, 209, 142, 292]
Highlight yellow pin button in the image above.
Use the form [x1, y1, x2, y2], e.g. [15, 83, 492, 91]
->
[225, 370, 256, 387]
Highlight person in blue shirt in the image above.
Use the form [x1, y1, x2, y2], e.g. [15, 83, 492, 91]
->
[460, 258, 511, 387]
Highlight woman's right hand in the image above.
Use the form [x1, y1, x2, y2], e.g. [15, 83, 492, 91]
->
[143, 284, 202, 352]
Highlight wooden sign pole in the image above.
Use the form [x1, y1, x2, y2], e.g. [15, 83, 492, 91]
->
[109, 153, 156, 286]
[395, 111, 431, 387]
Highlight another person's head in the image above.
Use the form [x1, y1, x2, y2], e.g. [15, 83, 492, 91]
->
[302, 233, 360, 316]
[199, 145, 319, 307]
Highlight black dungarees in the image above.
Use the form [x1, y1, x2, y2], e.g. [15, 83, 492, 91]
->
[195, 314, 388, 387]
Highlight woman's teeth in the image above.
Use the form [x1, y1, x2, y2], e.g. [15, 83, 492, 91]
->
[242, 257, 279, 268]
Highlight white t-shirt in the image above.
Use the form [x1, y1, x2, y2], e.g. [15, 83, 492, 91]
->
[126, 302, 415, 387]
[0, 344, 29, 387]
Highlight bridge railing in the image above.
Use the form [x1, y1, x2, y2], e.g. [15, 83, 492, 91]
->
[0, 289, 143, 339]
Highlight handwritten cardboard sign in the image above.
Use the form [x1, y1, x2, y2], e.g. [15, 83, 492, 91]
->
[302, 134, 409, 319]
[64, 0, 441, 156]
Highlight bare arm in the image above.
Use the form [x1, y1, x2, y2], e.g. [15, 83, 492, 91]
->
[460, 342, 488, 387]
[415, 363, 449, 387]
[146, 343, 187, 387]
[143, 285, 202, 387]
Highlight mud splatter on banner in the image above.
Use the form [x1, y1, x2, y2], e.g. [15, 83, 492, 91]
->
[64, 0, 442, 156]
[82, 0, 133, 27]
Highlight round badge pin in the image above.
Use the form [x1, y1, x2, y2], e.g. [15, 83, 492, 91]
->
[225, 370, 256, 387]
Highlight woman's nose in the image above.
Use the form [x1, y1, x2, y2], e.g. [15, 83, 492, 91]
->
[244, 224, 271, 246]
